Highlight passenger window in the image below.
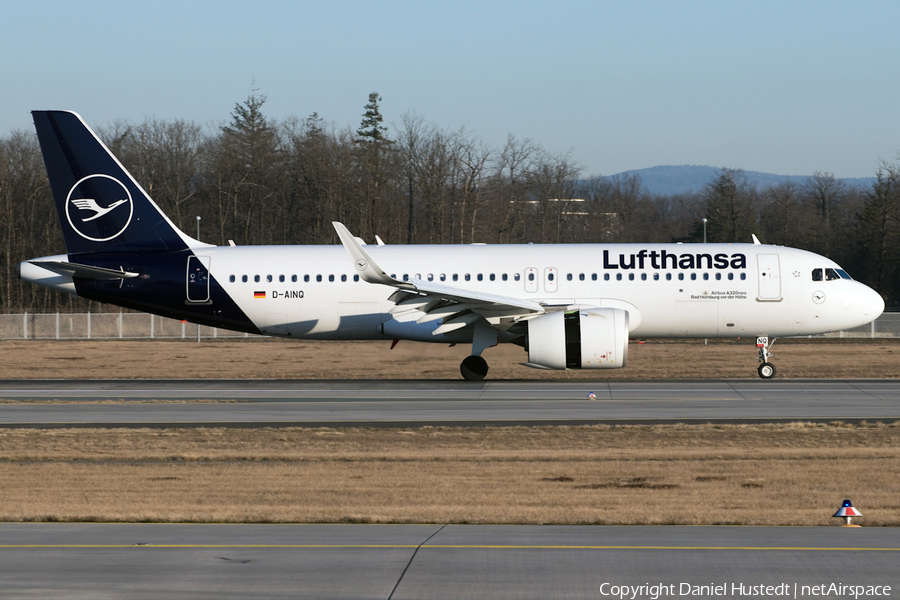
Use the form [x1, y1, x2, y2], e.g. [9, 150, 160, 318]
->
[629, 273, 635, 281]
[242, 275, 248, 283]
[304, 275, 310, 282]
[341, 274, 347, 282]
[254, 275, 260, 283]
[691, 273, 697, 280]
[727, 273, 733, 280]
[604, 273, 610, 281]
[514, 273, 521, 281]
[592, 273, 597, 281]
[653, 273, 659, 281]
[465, 274, 471, 281]
[292, 275, 297, 282]
[403, 274, 409, 282]
[549, 273, 555, 281]
[453, 274, 459, 281]
[812, 269, 823, 281]
[229, 275, 235, 283]
[415, 273, 421, 280]
[428, 274, 434, 281]
[316, 275, 322, 282]
[329, 275, 335, 282]
[502, 274, 508, 281]
[477, 274, 483, 281]
[579, 273, 585, 281]
[616, 273, 622, 281]
[740, 273, 746, 280]
[440, 274, 446, 281]
[489, 274, 495, 281]
[266, 275, 273, 283]
[702, 273, 709, 281]
[279, 274, 285, 283]
[353, 275, 359, 282]
[528, 273, 535, 281]
[715, 273, 721, 280]
[666, 273, 672, 281]
[641, 273, 647, 281]
[825, 268, 840, 281]
[678, 273, 684, 281]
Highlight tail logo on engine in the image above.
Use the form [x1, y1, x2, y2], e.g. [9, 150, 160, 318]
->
[66, 174, 134, 242]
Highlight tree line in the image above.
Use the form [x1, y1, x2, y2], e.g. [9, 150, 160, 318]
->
[1, 92, 898, 312]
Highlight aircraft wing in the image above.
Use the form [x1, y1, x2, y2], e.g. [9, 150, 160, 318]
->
[333, 222, 544, 335]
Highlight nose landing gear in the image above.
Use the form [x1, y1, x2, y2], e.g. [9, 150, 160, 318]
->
[756, 336, 776, 379]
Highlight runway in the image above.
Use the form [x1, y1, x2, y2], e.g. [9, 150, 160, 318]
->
[0, 523, 896, 599]
[1, 379, 899, 427]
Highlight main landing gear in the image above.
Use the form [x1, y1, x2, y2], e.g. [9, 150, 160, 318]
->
[460, 321, 498, 381]
[756, 336, 776, 379]
[461, 355, 489, 381]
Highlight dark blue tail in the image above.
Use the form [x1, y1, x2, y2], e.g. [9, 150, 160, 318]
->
[32, 110, 195, 255]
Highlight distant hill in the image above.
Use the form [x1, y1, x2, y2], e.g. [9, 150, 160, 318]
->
[609, 165, 876, 196]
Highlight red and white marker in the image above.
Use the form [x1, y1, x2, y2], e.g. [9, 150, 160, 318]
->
[833, 499, 862, 527]
[587, 392, 596, 399]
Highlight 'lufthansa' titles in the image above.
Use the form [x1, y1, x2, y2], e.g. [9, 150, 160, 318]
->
[603, 250, 746, 270]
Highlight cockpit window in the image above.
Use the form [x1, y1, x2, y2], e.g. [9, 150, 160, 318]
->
[836, 269, 852, 280]
[824, 268, 840, 281]
[812, 269, 823, 281]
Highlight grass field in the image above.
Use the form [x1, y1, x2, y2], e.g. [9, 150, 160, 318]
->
[0, 338, 897, 526]
[0, 337, 898, 379]
[0, 423, 896, 526]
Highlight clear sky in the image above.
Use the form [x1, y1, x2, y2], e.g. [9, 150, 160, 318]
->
[3, 0, 897, 178]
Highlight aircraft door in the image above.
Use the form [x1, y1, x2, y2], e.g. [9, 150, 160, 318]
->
[544, 267, 558, 293]
[525, 268, 538, 293]
[756, 254, 782, 301]
[186, 256, 211, 303]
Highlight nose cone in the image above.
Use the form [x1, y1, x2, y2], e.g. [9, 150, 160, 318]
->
[857, 283, 885, 324]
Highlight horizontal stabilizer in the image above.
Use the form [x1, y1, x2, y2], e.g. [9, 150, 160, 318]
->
[30, 260, 139, 280]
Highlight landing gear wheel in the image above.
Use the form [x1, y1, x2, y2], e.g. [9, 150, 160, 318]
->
[758, 362, 776, 379]
[460, 355, 489, 381]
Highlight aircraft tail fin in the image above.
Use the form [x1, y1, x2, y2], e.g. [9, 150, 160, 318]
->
[31, 110, 202, 255]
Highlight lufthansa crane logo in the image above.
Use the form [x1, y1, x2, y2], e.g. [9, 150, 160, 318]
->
[66, 174, 134, 242]
[355, 259, 368, 271]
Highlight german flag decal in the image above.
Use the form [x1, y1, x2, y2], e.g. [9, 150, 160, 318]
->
[254, 291, 266, 299]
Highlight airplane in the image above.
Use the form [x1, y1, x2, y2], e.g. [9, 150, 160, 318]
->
[18, 111, 885, 380]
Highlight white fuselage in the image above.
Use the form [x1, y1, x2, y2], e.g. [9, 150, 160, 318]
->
[192, 242, 883, 342]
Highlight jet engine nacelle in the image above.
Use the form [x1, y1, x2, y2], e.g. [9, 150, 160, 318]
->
[526, 308, 629, 370]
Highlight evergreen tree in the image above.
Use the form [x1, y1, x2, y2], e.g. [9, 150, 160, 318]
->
[702, 168, 758, 243]
[354, 93, 396, 239]
[356, 93, 391, 144]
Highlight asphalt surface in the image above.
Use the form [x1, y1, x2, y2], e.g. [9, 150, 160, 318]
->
[3, 383, 898, 598]
[0, 524, 896, 599]
[1, 379, 899, 427]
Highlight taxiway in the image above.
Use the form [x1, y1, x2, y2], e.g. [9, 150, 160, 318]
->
[1, 379, 899, 427]
[0, 524, 897, 599]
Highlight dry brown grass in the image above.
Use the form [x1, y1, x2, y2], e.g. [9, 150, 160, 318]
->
[0, 337, 898, 379]
[0, 423, 898, 526]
